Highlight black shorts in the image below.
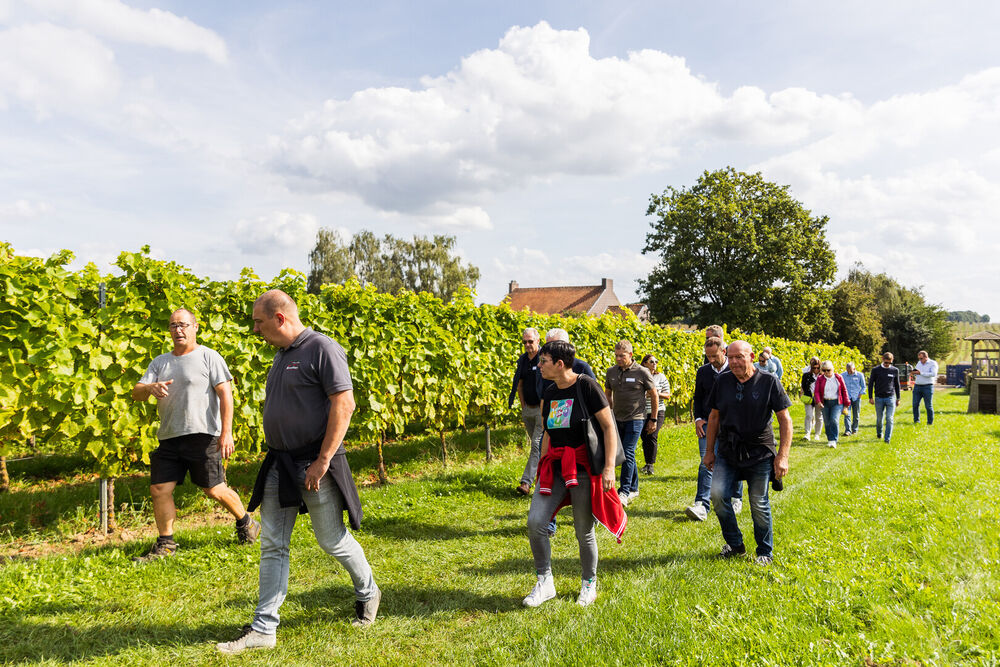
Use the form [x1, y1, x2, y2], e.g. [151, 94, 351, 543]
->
[149, 433, 226, 488]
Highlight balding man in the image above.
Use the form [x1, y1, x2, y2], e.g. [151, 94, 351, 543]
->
[131, 308, 259, 563]
[510, 328, 543, 496]
[217, 290, 380, 655]
[703, 341, 792, 565]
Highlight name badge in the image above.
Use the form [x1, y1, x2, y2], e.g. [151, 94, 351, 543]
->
[625, 377, 636, 383]
[531, 366, 537, 371]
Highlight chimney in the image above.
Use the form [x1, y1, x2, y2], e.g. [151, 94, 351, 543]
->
[601, 277, 613, 292]
[509, 280, 519, 293]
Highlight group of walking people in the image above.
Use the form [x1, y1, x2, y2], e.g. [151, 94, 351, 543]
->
[130, 301, 940, 653]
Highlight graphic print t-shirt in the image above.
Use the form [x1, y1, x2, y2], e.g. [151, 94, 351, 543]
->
[541, 375, 610, 449]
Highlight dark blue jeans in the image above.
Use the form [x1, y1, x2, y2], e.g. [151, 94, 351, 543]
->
[912, 385, 934, 424]
[710, 455, 773, 557]
[617, 419, 642, 495]
[696, 436, 742, 510]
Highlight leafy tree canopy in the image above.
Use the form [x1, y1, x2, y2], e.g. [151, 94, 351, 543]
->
[946, 310, 990, 323]
[828, 279, 885, 362]
[843, 265, 953, 362]
[307, 229, 480, 301]
[640, 167, 835, 341]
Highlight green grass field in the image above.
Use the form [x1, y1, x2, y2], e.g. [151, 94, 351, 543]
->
[944, 322, 1000, 366]
[2, 390, 1000, 665]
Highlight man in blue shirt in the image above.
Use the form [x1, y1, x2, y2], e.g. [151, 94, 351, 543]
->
[840, 362, 866, 436]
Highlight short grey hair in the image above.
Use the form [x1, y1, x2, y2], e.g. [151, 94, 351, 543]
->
[615, 340, 633, 354]
[522, 327, 540, 341]
[845, 362, 855, 371]
[545, 328, 569, 343]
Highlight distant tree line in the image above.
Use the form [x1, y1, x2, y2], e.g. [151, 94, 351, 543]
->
[640, 167, 954, 364]
[946, 310, 990, 324]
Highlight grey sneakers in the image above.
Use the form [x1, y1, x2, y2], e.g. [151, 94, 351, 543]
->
[216, 625, 276, 654]
[236, 517, 261, 545]
[352, 585, 382, 627]
[731, 498, 743, 514]
[522, 573, 556, 607]
[685, 504, 708, 521]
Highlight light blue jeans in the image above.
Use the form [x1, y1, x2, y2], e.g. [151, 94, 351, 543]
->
[251, 463, 377, 635]
[843, 400, 861, 433]
[822, 403, 844, 442]
[874, 397, 896, 443]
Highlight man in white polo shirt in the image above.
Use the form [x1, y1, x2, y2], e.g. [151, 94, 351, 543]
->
[910, 350, 938, 425]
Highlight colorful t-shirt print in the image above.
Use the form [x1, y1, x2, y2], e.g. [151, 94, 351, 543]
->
[547, 398, 574, 429]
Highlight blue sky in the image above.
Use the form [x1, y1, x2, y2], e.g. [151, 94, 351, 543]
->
[2, 1, 998, 318]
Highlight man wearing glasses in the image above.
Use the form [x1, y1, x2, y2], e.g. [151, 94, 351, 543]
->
[131, 308, 259, 562]
[510, 328, 543, 496]
[703, 341, 793, 566]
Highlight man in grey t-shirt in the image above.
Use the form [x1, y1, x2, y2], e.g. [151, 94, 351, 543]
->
[131, 308, 259, 562]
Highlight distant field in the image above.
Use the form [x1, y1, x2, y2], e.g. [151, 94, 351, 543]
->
[944, 322, 1000, 366]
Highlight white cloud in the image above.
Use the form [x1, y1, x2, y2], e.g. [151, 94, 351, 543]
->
[0, 23, 119, 112]
[27, 0, 228, 64]
[233, 211, 319, 255]
[0, 198, 52, 217]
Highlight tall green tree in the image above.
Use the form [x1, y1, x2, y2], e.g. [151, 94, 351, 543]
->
[307, 229, 480, 301]
[828, 279, 885, 362]
[640, 167, 836, 340]
[843, 266, 953, 361]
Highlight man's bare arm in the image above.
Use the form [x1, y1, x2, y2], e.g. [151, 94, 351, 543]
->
[304, 390, 356, 491]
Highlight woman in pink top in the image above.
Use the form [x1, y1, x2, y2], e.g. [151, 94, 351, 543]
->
[814, 360, 850, 448]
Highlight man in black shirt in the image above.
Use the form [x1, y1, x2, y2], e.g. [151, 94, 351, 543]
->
[868, 351, 901, 443]
[704, 341, 793, 565]
[510, 328, 543, 495]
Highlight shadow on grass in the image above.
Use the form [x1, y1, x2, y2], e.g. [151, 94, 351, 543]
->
[283, 582, 521, 620]
[463, 552, 708, 577]
[362, 516, 523, 541]
[625, 509, 689, 522]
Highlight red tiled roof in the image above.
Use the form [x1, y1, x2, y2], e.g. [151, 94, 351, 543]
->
[505, 285, 604, 315]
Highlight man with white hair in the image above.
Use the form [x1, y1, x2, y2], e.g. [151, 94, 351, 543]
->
[840, 362, 866, 436]
[704, 341, 792, 565]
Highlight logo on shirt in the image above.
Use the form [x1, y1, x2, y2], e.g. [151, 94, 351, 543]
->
[286, 361, 301, 371]
[547, 399, 574, 429]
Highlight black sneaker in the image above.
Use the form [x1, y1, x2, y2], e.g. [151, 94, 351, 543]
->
[717, 543, 746, 559]
[133, 539, 177, 563]
[236, 518, 261, 545]
[352, 585, 382, 627]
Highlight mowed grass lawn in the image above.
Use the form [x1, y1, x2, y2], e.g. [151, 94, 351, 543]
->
[2, 389, 1000, 665]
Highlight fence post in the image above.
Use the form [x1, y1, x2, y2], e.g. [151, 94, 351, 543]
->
[97, 282, 110, 535]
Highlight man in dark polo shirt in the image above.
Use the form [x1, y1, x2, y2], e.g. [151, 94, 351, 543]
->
[704, 341, 792, 565]
[510, 327, 543, 495]
[218, 289, 379, 655]
[604, 340, 657, 506]
[868, 351, 901, 443]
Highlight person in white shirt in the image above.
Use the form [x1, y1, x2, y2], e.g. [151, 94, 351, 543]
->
[910, 350, 938, 425]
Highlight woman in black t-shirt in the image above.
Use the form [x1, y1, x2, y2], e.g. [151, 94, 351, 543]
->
[522, 340, 620, 609]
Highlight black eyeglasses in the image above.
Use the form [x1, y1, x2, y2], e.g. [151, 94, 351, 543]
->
[522, 340, 537, 345]
[169, 323, 192, 330]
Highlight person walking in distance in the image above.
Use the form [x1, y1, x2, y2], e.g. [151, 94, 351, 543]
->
[869, 352, 901, 443]
[510, 328, 543, 495]
[703, 341, 793, 565]
[911, 350, 938, 425]
[604, 340, 657, 506]
[800, 358, 824, 441]
[686, 336, 743, 521]
[840, 362, 866, 436]
[217, 290, 380, 655]
[813, 360, 850, 448]
[639, 354, 670, 476]
[131, 308, 259, 562]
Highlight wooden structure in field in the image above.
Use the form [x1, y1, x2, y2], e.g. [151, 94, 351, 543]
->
[966, 330, 1000, 414]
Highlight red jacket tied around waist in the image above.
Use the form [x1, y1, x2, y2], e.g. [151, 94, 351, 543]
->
[537, 445, 627, 543]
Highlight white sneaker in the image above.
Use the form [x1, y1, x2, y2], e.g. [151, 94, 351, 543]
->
[685, 504, 708, 521]
[617, 491, 630, 507]
[522, 574, 556, 607]
[827, 441, 837, 448]
[731, 498, 743, 514]
[627, 490, 639, 502]
[216, 626, 276, 655]
[804, 431, 812, 441]
[577, 578, 597, 606]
